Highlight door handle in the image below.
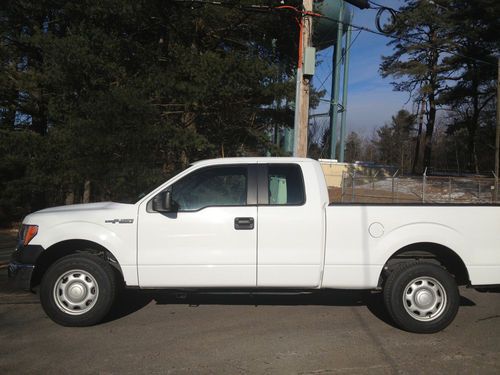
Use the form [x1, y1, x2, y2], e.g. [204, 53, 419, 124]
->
[234, 217, 254, 230]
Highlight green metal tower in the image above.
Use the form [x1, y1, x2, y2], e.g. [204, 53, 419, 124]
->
[314, 0, 353, 162]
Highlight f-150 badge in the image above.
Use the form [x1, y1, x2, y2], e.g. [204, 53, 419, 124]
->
[105, 219, 134, 224]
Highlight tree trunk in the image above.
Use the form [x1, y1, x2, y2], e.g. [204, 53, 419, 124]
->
[412, 100, 425, 174]
[31, 99, 48, 135]
[422, 95, 436, 171]
[65, 191, 75, 205]
[468, 70, 480, 174]
[466, 121, 479, 174]
[83, 180, 91, 203]
[422, 29, 440, 172]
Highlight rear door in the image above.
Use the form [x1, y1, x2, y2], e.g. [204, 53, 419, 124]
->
[256, 163, 324, 287]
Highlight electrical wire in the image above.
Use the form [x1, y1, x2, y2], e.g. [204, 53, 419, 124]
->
[314, 29, 362, 94]
[273, 2, 496, 67]
[318, 15, 497, 67]
[368, 0, 393, 10]
[375, 7, 397, 34]
[173, 0, 272, 13]
[172, 0, 497, 67]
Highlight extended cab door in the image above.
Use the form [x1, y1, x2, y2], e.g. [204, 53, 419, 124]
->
[137, 164, 258, 287]
[257, 163, 325, 287]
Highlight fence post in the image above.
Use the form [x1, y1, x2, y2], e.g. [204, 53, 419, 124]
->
[391, 169, 399, 203]
[341, 171, 345, 203]
[352, 170, 356, 202]
[392, 175, 395, 203]
[422, 167, 427, 203]
[396, 178, 399, 203]
[372, 170, 379, 190]
[493, 172, 498, 203]
[448, 177, 452, 202]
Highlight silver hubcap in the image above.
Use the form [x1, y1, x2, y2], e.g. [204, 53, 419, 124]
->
[53, 269, 99, 315]
[403, 277, 447, 321]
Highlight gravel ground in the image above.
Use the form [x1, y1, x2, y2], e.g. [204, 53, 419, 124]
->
[1, 273, 499, 374]
[1, 231, 499, 374]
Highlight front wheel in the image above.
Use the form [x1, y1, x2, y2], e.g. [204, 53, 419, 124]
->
[40, 253, 117, 326]
[383, 261, 460, 333]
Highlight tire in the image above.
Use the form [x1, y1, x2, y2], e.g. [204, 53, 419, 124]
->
[40, 253, 117, 327]
[383, 261, 460, 333]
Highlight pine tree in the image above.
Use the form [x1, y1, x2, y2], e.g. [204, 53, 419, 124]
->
[439, 0, 500, 173]
[380, 0, 453, 172]
[0, 0, 308, 223]
[373, 109, 416, 172]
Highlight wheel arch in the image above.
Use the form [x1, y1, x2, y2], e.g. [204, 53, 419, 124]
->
[379, 242, 470, 287]
[31, 239, 123, 288]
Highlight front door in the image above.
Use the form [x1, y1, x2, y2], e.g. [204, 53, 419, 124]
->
[137, 165, 257, 287]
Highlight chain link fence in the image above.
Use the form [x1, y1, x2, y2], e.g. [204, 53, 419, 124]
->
[332, 168, 499, 204]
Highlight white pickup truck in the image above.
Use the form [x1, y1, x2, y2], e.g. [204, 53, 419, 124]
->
[9, 157, 500, 332]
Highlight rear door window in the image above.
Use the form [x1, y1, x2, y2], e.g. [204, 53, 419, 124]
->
[267, 164, 305, 205]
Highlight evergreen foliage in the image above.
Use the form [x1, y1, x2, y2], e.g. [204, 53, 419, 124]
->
[380, 0, 453, 172]
[372, 110, 416, 172]
[438, 0, 500, 173]
[380, 0, 499, 173]
[1, 0, 499, 225]
[0, 0, 302, 224]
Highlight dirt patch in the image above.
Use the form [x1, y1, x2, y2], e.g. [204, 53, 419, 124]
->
[328, 187, 421, 204]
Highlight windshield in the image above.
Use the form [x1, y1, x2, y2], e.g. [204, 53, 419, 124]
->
[114, 165, 188, 204]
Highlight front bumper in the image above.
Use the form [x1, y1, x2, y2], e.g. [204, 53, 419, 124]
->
[8, 262, 35, 290]
[7, 244, 45, 291]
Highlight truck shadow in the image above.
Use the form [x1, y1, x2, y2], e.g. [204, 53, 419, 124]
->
[104, 289, 476, 329]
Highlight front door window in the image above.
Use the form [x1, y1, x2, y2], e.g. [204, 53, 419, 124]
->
[171, 166, 247, 211]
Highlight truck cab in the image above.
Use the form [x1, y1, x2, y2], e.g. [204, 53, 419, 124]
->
[137, 158, 327, 288]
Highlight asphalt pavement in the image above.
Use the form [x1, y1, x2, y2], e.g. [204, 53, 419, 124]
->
[1, 270, 500, 374]
[1, 230, 499, 374]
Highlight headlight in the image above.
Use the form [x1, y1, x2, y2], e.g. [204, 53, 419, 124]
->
[19, 224, 39, 246]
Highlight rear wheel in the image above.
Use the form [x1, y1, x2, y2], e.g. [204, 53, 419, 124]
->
[383, 261, 460, 333]
[40, 253, 117, 326]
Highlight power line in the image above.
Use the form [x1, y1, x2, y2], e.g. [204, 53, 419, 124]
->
[314, 29, 362, 94]
[312, 4, 496, 68]
[173, 0, 497, 67]
[368, 0, 397, 11]
[172, 0, 273, 14]
[318, 15, 497, 67]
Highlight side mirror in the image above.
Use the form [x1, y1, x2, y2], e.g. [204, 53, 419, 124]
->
[152, 191, 175, 212]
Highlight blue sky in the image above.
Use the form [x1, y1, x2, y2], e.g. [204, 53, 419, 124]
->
[311, 0, 409, 138]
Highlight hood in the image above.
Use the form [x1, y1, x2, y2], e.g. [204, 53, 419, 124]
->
[23, 201, 136, 227]
[36, 202, 131, 214]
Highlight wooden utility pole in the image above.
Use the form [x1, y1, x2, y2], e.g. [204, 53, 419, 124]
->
[495, 57, 500, 177]
[412, 99, 426, 174]
[293, 0, 313, 157]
